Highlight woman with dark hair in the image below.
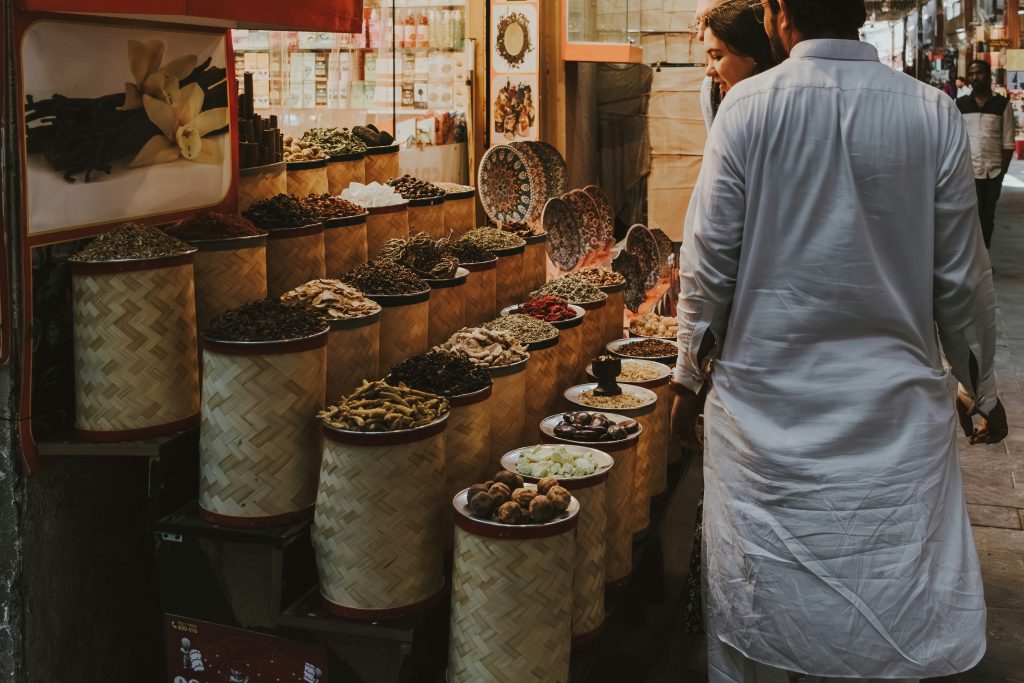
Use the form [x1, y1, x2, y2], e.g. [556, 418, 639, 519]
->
[703, 0, 780, 97]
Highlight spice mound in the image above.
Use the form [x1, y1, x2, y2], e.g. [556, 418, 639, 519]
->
[530, 275, 607, 305]
[165, 211, 263, 242]
[204, 299, 328, 342]
[70, 223, 193, 262]
[439, 327, 529, 368]
[483, 314, 557, 345]
[513, 295, 576, 322]
[281, 279, 380, 321]
[378, 233, 459, 279]
[319, 380, 449, 432]
[386, 350, 490, 398]
[242, 194, 322, 229]
[447, 240, 495, 264]
[615, 361, 664, 383]
[629, 312, 678, 338]
[340, 259, 428, 296]
[577, 389, 647, 410]
[617, 339, 677, 358]
[300, 194, 365, 221]
[466, 470, 572, 525]
[283, 136, 326, 162]
[340, 182, 406, 208]
[552, 411, 639, 442]
[516, 445, 599, 478]
[574, 266, 625, 288]
[300, 127, 368, 157]
[458, 227, 526, 252]
[387, 174, 443, 199]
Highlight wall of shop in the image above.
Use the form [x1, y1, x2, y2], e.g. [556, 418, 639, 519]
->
[1, 366, 22, 681]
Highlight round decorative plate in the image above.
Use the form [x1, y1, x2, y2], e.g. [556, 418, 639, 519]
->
[582, 185, 614, 246]
[648, 227, 675, 278]
[509, 141, 549, 227]
[611, 250, 646, 312]
[478, 144, 532, 225]
[570, 189, 603, 251]
[543, 197, 584, 271]
[625, 224, 660, 290]
[529, 141, 568, 198]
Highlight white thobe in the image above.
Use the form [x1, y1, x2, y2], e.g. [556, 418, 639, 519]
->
[675, 40, 998, 679]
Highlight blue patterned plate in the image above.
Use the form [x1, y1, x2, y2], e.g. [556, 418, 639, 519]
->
[478, 144, 533, 225]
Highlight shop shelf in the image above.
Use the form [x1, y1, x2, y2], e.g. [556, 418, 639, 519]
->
[152, 500, 311, 547]
[38, 426, 199, 458]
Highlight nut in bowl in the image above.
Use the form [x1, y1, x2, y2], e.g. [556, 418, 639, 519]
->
[628, 312, 678, 339]
[458, 471, 579, 527]
[606, 337, 679, 364]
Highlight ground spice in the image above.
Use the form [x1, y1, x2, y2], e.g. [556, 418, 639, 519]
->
[319, 380, 449, 432]
[300, 194, 366, 221]
[387, 174, 443, 199]
[242, 194, 322, 229]
[616, 363, 663, 383]
[459, 227, 526, 252]
[340, 259, 428, 295]
[617, 338, 677, 358]
[483, 314, 558, 345]
[300, 127, 367, 157]
[513, 295, 576, 322]
[386, 350, 490, 397]
[281, 279, 380, 321]
[378, 233, 459, 279]
[204, 299, 328, 342]
[70, 223, 193, 262]
[574, 266, 625, 288]
[530, 275, 607, 305]
[439, 327, 529, 368]
[164, 211, 263, 242]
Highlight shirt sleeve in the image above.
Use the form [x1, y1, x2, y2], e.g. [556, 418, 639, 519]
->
[1002, 101, 1015, 150]
[934, 107, 1000, 415]
[674, 104, 747, 391]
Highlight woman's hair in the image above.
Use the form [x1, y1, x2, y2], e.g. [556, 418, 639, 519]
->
[704, 0, 780, 73]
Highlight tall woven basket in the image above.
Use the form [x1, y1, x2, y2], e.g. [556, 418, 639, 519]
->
[199, 329, 328, 527]
[541, 413, 641, 587]
[521, 335, 560, 444]
[324, 213, 369, 277]
[577, 299, 609, 376]
[325, 311, 380, 402]
[550, 307, 586, 405]
[442, 187, 476, 238]
[265, 224, 326, 298]
[599, 283, 626, 346]
[71, 252, 200, 440]
[462, 258, 498, 326]
[286, 159, 329, 196]
[494, 245, 526, 312]
[523, 232, 548, 295]
[488, 358, 528, 460]
[501, 446, 613, 645]
[187, 234, 268, 332]
[367, 289, 431, 371]
[314, 414, 449, 619]
[363, 143, 400, 184]
[365, 203, 409, 258]
[408, 195, 446, 239]
[326, 153, 366, 195]
[441, 385, 493, 549]
[238, 161, 286, 212]
[448, 487, 578, 683]
[424, 269, 468, 348]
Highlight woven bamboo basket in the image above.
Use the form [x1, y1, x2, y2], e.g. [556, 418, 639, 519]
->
[408, 195, 446, 239]
[365, 203, 410, 258]
[363, 143, 400, 184]
[462, 258, 498, 326]
[651, 381, 672, 500]
[449, 486, 578, 683]
[500, 446, 613, 645]
[314, 413, 449, 619]
[523, 232, 548, 295]
[324, 213, 369, 277]
[199, 329, 328, 527]
[265, 224, 326, 298]
[576, 299, 609, 377]
[441, 384, 493, 549]
[187, 234, 268, 332]
[442, 187, 476, 237]
[325, 311, 381, 403]
[326, 152, 366, 195]
[71, 253, 200, 440]
[549, 306, 586, 406]
[599, 283, 626, 347]
[521, 335, 560, 444]
[238, 161, 286, 212]
[286, 158, 329, 196]
[487, 357, 528, 460]
[424, 268, 468, 348]
[541, 412, 641, 587]
[494, 244, 526, 312]
[366, 289, 431, 371]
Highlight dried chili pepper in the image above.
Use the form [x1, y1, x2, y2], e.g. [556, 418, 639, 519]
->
[514, 295, 576, 322]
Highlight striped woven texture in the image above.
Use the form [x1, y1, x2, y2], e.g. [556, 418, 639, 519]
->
[313, 431, 446, 610]
[238, 166, 286, 212]
[199, 346, 326, 521]
[558, 326, 584, 393]
[428, 285, 466, 348]
[490, 369, 526, 459]
[366, 210, 409, 259]
[409, 203, 445, 240]
[286, 166, 328, 197]
[378, 300, 429, 371]
[495, 254, 525, 312]
[73, 265, 199, 432]
[523, 242, 547, 296]
[580, 314, 606, 378]
[632, 414, 654, 534]
[573, 483, 607, 638]
[464, 268, 497, 326]
[327, 323, 379, 403]
[266, 232, 326, 298]
[604, 290, 625, 345]
[444, 398, 492, 548]
[364, 150, 399, 184]
[650, 384, 672, 498]
[325, 225, 368, 277]
[193, 246, 267, 331]
[444, 197, 475, 237]
[522, 345, 559, 444]
[604, 444, 636, 583]
[327, 158, 365, 195]
[449, 527, 574, 683]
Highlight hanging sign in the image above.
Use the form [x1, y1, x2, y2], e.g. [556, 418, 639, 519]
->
[488, 0, 540, 145]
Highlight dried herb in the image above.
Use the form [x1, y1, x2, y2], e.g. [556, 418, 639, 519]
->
[242, 194, 321, 229]
[574, 267, 625, 287]
[530, 276, 607, 305]
[378, 233, 459, 279]
[204, 299, 328, 342]
[300, 194, 365, 221]
[281, 279, 380, 321]
[319, 380, 448, 432]
[164, 211, 262, 242]
[70, 223, 192, 262]
[483, 314, 558, 345]
[459, 227, 526, 252]
[447, 240, 495, 264]
[617, 339, 677, 358]
[386, 350, 490, 397]
[387, 174, 443, 199]
[300, 127, 368, 157]
[512, 296, 576, 322]
[439, 327, 529, 368]
[340, 259, 428, 295]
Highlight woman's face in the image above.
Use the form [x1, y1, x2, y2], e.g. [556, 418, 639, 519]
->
[705, 28, 758, 94]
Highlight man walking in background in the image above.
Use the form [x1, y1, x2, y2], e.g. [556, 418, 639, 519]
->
[958, 59, 1015, 248]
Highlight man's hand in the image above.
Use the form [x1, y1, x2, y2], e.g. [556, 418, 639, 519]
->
[957, 396, 1010, 444]
[671, 386, 706, 455]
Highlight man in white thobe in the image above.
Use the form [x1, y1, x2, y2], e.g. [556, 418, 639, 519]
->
[670, 0, 1010, 681]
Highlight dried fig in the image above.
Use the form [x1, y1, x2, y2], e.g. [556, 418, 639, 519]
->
[493, 501, 524, 525]
[493, 470, 522, 492]
[511, 488, 538, 509]
[488, 482, 511, 504]
[469, 491, 499, 517]
[537, 477, 559, 496]
[529, 495, 555, 523]
[546, 485, 571, 512]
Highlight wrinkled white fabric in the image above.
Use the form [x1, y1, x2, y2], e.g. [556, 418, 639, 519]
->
[675, 40, 997, 679]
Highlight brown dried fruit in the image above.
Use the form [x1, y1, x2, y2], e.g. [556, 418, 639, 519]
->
[469, 491, 499, 517]
[467, 484, 489, 506]
[488, 482, 511, 504]
[511, 488, 538, 509]
[493, 470, 523, 491]
[529, 495, 555, 523]
[546, 485, 571, 513]
[493, 501, 524, 524]
[537, 477, 559, 496]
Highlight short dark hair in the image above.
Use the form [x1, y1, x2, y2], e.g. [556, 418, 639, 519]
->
[968, 59, 992, 76]
[705, 0, 781, 72]
[769, 0, 867, 38]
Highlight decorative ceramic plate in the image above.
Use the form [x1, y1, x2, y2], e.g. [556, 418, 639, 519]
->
[611, 250, 646, 312]
[509, 141, 549, 227]
[478, 144, 533, 225]
[583, 185, 614, 246]
[570, 189, 603, 251]
[625, 224, 660, 290]
[543, 197, 584, 271]
[529, 141, 568, 198]
[648, 227, 675, 278]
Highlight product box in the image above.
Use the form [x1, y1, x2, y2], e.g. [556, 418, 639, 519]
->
[350, 81, 366, 109]
[303, 81, 316, 108]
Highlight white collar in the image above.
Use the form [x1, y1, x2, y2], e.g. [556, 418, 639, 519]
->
[790, 39, 880, 62]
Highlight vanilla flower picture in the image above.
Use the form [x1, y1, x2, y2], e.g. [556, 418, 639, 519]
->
[120, 39, 198, 110]
[132, 83, 228, 167]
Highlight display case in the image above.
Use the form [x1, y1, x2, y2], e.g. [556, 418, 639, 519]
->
[563, 0, 643, 63]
